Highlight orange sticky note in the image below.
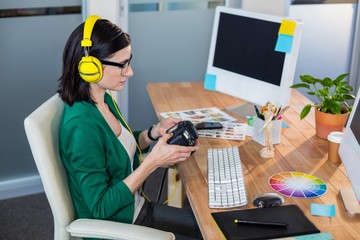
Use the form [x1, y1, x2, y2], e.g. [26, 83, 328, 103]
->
[278, 19, 296, 36]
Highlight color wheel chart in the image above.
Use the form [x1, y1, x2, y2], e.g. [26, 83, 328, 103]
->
[268, 172, 327, 198]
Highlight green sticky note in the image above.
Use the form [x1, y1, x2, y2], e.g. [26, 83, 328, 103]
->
[204, 73, 216, 90]
[279, 19, 297, 36]
[275, 34, 293, 53]
[310, 203, 336, 217]
[294, 232, 334, 240]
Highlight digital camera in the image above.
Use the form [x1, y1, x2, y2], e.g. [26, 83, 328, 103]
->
[166, 120, 199, 147]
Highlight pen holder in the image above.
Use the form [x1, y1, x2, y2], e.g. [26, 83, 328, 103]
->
[252, 117, 282, 146]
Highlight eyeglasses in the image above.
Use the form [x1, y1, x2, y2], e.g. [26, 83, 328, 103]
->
[100, 54, 132, 76]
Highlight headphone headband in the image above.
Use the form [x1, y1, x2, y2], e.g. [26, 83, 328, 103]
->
[81, 15, 101, 47]
[78, 15, 103, 83]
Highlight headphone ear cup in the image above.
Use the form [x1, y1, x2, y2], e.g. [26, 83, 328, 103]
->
[78, 56, 103, 83]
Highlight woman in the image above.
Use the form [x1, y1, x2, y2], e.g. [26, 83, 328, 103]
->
[58, 16, 201, 240]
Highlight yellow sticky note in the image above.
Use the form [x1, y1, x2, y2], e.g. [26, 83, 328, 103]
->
[279, 19, 296, 36]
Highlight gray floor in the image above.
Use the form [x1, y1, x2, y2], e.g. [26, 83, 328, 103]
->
[0, 168, 171, 240]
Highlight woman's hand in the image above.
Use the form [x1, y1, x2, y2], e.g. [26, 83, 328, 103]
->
[151, 118, 182, 139]
[145, 133, 199, 168]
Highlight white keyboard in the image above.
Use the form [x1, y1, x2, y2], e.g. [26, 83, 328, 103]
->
[207, 147, 248, 208]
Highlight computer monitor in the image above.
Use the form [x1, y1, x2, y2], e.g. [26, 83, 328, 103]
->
[338, 88, 360, 215]
[205, 6, 303, 116]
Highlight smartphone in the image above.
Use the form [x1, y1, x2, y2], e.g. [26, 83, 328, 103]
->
[195, 122, 223, 130]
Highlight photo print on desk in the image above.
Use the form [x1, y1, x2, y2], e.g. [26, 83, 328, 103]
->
[160, 107, 237, 123]
[160, 107, 246, 140]
[198, 122, 247, 140]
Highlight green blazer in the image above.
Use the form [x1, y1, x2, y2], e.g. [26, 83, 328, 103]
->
[59, 93, 149, 223]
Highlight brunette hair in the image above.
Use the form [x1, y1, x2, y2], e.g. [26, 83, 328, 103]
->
[58, 19, 131, 105]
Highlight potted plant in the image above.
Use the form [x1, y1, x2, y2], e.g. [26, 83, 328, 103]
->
[290, 73, 355, 139]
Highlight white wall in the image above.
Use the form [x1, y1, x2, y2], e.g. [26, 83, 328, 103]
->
[290, 4, 356, 102]
[350, 3, 360, 94]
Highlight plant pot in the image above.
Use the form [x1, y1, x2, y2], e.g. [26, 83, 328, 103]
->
[314, 108, 350, 139]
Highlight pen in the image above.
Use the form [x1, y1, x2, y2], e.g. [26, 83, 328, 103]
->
[276, 106, 290, 119]
[254, 105, 262, 119]
[234, 219, 288, 227]
[273, 105, 282, 120]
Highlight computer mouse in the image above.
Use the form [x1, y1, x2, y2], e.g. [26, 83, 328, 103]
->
[252, 193, 285, 208]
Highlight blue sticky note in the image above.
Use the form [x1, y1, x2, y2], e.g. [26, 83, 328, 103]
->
[310, 203, 336, 217]
[282, 121, 289, 129]
[204, 73, 216, 90]
[275, 34, 293, 53]
[294, 232, 334, 240]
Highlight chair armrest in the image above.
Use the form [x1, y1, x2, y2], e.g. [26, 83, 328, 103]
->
[67, 219, 175, 240]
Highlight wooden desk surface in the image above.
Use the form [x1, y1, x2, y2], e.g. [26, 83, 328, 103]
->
[147, 82, 360, 240]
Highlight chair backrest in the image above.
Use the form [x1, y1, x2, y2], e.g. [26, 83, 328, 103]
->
[24, 94, 75, 240]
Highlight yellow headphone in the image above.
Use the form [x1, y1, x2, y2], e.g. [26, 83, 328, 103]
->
[78, 15, 103, 83]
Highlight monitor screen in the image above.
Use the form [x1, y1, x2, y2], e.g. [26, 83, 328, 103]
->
[206, 7, 303, 114]
[339, 88, 360, 210]
[350, 103, 360, 145]
[213, 13, 285, 87]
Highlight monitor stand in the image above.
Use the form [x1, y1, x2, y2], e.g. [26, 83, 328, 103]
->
[340, 188, 360, 215]
[225, 101, 261, 117]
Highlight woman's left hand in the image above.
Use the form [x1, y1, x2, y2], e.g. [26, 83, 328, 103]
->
[153, 118, 181, 139]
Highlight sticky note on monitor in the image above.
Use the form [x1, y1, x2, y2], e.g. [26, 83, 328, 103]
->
[275, 34, 293, 53]
[204, 73, 217, 90]
[279, 19, 296, 36]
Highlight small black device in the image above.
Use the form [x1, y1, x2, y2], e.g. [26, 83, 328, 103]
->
[166, 120, 199, 147]
[195, 122, 223, 130]
[252, 193, 285, 208]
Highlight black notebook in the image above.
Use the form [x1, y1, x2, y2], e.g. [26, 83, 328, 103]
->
[211, 205, 320, 240]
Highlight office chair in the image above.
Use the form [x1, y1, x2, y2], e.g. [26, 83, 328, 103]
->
[24, 94, 175, 240]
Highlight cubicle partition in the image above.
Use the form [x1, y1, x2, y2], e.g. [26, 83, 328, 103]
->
[0, 0, 82, 199]
[128, 0, 223, 130]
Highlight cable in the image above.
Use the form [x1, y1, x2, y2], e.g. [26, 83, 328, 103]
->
[109, 91, 152, 202]
[109, 90, 177, 204]
[162, 166, 178, 205]
[109, 91, 143, 162]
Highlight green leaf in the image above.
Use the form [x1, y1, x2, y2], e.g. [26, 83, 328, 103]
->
[299, 75, 317, 84]
[333, 79, 341, 86]
[321, 77, 333, 87]
[290, 83, 310, 89]
[330, 104, 342, 114]
[300, 104, 312, 120]
[343, 94, 356, 100]
[335, 73, 349, 82]
[332, 95, 344, 102]
[338, 86, 351, 94]
[338, 81, 346, 87]
[333, 73, 348, 86]
[342, 85, 353, 92]
[322, 98, 332, 113]
[318, 89, 329, 97]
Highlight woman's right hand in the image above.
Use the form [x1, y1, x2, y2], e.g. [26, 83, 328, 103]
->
[145, 133, 199, 168]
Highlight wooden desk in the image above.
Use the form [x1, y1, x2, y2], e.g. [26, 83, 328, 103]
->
[147, 82, 360, 240]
